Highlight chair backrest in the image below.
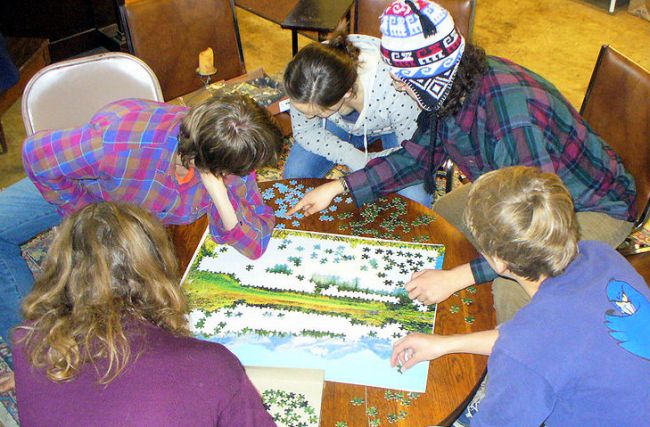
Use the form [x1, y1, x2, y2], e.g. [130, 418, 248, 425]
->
[119, 0, 246, 101]
[355, 0, 476, 41]
[21, 52, 163, 136]
[580, 45, 650, 229]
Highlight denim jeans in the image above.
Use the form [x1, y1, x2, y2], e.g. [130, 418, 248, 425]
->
[0, 178, 62, 340]
[284, 121, 432, 207]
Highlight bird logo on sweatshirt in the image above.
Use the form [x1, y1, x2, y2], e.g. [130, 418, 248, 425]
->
[605, 279, 650, 361]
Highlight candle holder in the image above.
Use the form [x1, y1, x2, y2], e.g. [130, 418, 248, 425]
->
[196, 68, 217, 89]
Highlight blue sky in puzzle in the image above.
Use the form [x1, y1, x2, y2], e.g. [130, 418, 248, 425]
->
[185, 229, 445, 392]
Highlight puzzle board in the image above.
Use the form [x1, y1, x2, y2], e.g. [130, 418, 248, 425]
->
[182, 228, 445, 392]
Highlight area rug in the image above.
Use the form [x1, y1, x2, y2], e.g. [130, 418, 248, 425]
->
[0, 335, 19, 427]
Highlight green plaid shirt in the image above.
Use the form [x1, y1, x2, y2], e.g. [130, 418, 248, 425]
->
[345, 57, 635, 284]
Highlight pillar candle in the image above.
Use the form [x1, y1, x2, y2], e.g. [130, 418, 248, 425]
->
[198, 48, 216, 75]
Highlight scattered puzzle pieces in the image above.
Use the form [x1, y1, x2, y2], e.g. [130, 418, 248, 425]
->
[412, 214, 436, 226]
[350, 397, 365, 406]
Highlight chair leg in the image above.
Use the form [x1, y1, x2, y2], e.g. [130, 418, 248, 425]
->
[0, 122, 7, 155]
[609, 0, 617, 13]
[444, 159, 455, 193]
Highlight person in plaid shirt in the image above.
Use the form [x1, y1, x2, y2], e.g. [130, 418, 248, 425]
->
[289, 0, 636, 326]
[0, 93, 282, 342]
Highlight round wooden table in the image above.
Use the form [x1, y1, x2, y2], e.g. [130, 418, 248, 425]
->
[168, 178, 496, 426]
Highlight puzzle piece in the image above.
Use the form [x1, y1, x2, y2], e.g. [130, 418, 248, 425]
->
[350, 397, 365, 406]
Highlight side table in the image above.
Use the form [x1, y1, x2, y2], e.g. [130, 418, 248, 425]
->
[281, 0, 355, 55]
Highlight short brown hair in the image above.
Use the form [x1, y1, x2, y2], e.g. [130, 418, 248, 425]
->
[464, 166, 579, 281]
[177, 93, 282, 176]
[19, 202, 189, 384]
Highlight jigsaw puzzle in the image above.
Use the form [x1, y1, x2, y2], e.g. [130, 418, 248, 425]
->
[182, 228, 445, 391]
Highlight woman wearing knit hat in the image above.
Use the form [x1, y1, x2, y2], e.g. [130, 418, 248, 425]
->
[289, 0, 635, 322]
[283, 25, 432, 206]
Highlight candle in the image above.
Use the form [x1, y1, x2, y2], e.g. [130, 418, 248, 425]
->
[198, 48, 216, 76]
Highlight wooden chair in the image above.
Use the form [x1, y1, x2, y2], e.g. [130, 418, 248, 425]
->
[354, 0, 476, 40]
[580, 45, 650, 235]
[580, 45, 650, 283]
[118, 0, 246, 101]
[22, 52, 163, 136]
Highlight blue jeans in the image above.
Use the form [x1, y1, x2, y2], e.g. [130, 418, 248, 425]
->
[0, 178, 62, 341]
[283, 121, 432, 207]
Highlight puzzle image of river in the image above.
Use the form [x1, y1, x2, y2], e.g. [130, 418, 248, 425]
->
[182, 229, 445, 391]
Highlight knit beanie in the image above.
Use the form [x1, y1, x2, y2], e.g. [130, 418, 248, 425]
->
[380, 0, 465, 111]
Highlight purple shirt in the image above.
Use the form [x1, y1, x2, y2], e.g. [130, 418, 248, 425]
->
[22, 99, 275, 259]
[13, 322, 277, 427]
[472, 241, 650, 426]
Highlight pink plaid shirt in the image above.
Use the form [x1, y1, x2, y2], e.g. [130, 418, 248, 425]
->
[22, 99, 274, 259]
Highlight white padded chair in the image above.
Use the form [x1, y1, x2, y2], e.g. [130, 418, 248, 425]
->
[22, 52, 163, 136]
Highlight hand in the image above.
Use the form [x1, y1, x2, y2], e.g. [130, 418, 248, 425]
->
[0, 372, 15, 393]
[287, 179, 344, 217]
[405, 264, 475, 305]
[198, 170, 238, 231]
[391, 333, 451, 371]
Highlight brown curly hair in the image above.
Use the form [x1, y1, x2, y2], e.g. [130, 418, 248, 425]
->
[18, 202, 189, 384]
[437, 43, 489, 118]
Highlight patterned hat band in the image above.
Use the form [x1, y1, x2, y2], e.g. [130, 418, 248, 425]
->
[381, 27, 463, 71]
[401, 63, 459, 111]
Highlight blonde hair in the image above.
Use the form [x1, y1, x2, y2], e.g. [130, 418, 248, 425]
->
[464, 166, 579, 281]
[19, 202, 190, 384]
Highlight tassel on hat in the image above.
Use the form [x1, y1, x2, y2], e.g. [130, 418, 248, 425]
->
[379, 0, 465, 110]
[405, 0, 437, 37]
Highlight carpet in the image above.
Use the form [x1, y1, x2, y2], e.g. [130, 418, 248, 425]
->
[0, 335, 19, 427]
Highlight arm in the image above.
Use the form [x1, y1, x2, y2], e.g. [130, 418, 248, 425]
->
[22, 127, 100, 216]
[199, 171, 238, 231]
[217, 372, 277, 427]
[211, 346, 277, 427]
[470, 350, 556, 427]
[289, 105, 368, 170]
[287, 178, 345, 217]
[406, 263, 476, 305]
[470, 258, 500, 285]
[345, 120, 446, 207]
[288, 116, 446, 216]
[205, 172, 275, 259]
[391, 329, 498, 371]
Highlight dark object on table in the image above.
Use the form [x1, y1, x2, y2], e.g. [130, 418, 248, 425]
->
[0, 37, 50, 155]
[0, 34, 19, 92]
[282, 0, 354, 55]
[209, 75, 286, 108]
